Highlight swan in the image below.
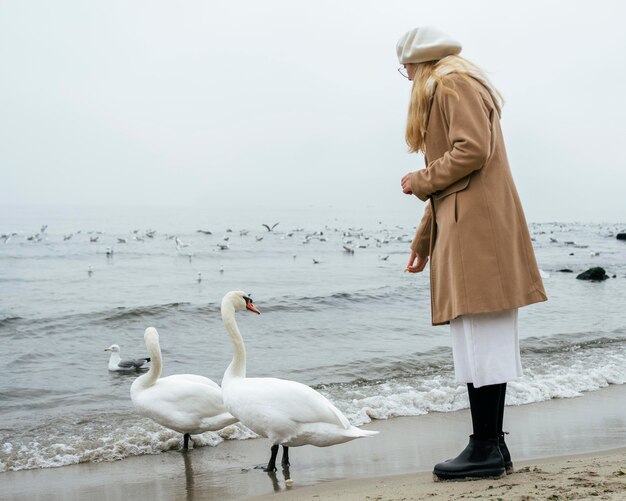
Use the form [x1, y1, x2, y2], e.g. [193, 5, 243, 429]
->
[104, 344, 150, 371]
[220, 291, 379, 471]
[130, 327, 239, 449]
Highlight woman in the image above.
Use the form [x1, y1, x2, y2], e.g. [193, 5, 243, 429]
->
[396, 26, 547, 480]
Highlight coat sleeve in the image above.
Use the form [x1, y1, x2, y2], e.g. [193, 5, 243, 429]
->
[410, 75, 492, 202]
[410, 201, 432, 256]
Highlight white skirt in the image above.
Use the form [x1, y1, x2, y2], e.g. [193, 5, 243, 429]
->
[450, 308, 522, 388]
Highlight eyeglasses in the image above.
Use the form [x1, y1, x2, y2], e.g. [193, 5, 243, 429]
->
[397, 66, 408, 79]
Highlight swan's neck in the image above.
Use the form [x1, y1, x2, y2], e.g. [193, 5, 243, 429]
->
[222, 304, 246, 385]
[135, 338, 162, 388]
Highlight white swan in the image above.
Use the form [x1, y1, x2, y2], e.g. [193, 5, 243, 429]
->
[220, 291, 378, 471]
[104, 344, 150, 371]
[130, 327, 238, 449]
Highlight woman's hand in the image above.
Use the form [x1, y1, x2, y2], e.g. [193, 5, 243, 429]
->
[401, 172, 414, 195]
[405, 251, 428, 273]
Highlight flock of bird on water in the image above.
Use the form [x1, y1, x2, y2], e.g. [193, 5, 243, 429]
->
[105, 290, 378, 474]
[2, 222, 404, 280]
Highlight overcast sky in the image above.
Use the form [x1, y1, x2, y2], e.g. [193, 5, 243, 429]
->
[1, 0, 625, 222]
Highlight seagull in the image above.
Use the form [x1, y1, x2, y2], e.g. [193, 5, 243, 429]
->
[219, 265, 224, 274]
[217, 243, 229, 250]
[117, 238, 127, 244]
[379, 255, 389, 261]
[104, 344, 150, 371]
[343, 245, 355, 254]
[313, 258, 320, 264]
[63, 233, 73, 241]
[262, 222, 280, 232]
[255, 236, 264, 242]
[240, 229, 249, 236]
[88, 265, 93, 277]
[197, 272, 202, 283]
[197, 229, 213, 235]
[90, 236, 99, 243]
[175, 237, 190, 250]
[106, 247, 113, 257]
[2, 233, 17, 244]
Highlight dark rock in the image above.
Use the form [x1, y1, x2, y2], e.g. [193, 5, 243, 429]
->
[576, 267, 609, 281]
[617, 233, 626, 241]
[569, 253, 575, 256]
[558, 269, 574, 273]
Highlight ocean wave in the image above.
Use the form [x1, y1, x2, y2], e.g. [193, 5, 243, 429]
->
[298, 330, 626, 387]
[261, 286, 405, 313]
[331, 343, 626, 426]
[0, 316, 23, 327]
[0, 302, 202, 331]
[95, 302, 198, 323]
[521, 328, 626, 354]
[0, 413, 257, 473]
[0, 284, 414, 327]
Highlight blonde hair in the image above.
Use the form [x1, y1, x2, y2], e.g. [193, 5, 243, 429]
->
[405, 55, 504, 154]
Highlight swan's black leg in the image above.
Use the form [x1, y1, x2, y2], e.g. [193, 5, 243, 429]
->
[183, 433, 191, 449]
[281, 446, 290, 467]
[264, 444, 279, 472]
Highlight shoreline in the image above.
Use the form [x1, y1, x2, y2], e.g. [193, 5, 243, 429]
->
[252, 446, 626, 500]
[2, 384, 626, 500]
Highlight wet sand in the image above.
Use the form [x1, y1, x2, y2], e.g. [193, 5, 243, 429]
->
[2, 384, 626, 500]
[253, 448, 626, 500]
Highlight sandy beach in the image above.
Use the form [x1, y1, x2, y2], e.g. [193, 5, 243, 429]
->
[252, 448, 626, 500]
[1, 384, 625, 500]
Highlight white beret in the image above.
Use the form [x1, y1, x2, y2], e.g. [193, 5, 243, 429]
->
[396, 26, 462, 64]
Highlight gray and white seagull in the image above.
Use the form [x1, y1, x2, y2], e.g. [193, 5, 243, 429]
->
[104, 344, 151, 371]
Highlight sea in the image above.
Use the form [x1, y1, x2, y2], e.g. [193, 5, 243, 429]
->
[1, 204, 625, 473]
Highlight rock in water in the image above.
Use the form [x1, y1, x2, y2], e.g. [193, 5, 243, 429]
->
[576, 267, 609, 281]
[558, 269, 574, 273]
[617, 233, 626, 241]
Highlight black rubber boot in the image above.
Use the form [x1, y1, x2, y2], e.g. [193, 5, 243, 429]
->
[498, 432, 513, 473]
[433, 435, 505, 480]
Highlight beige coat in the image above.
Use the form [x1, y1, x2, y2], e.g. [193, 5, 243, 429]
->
[409, 73, 547, 326]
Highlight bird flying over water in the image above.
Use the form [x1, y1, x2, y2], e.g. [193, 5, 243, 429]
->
[262, 222, 280, 232]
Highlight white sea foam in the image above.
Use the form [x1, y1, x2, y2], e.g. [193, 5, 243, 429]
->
[330, 344, 626, 426]
[0, 421, 257, 473]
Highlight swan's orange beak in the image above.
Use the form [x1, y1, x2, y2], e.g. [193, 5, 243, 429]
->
[246, 303, 261, 314]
